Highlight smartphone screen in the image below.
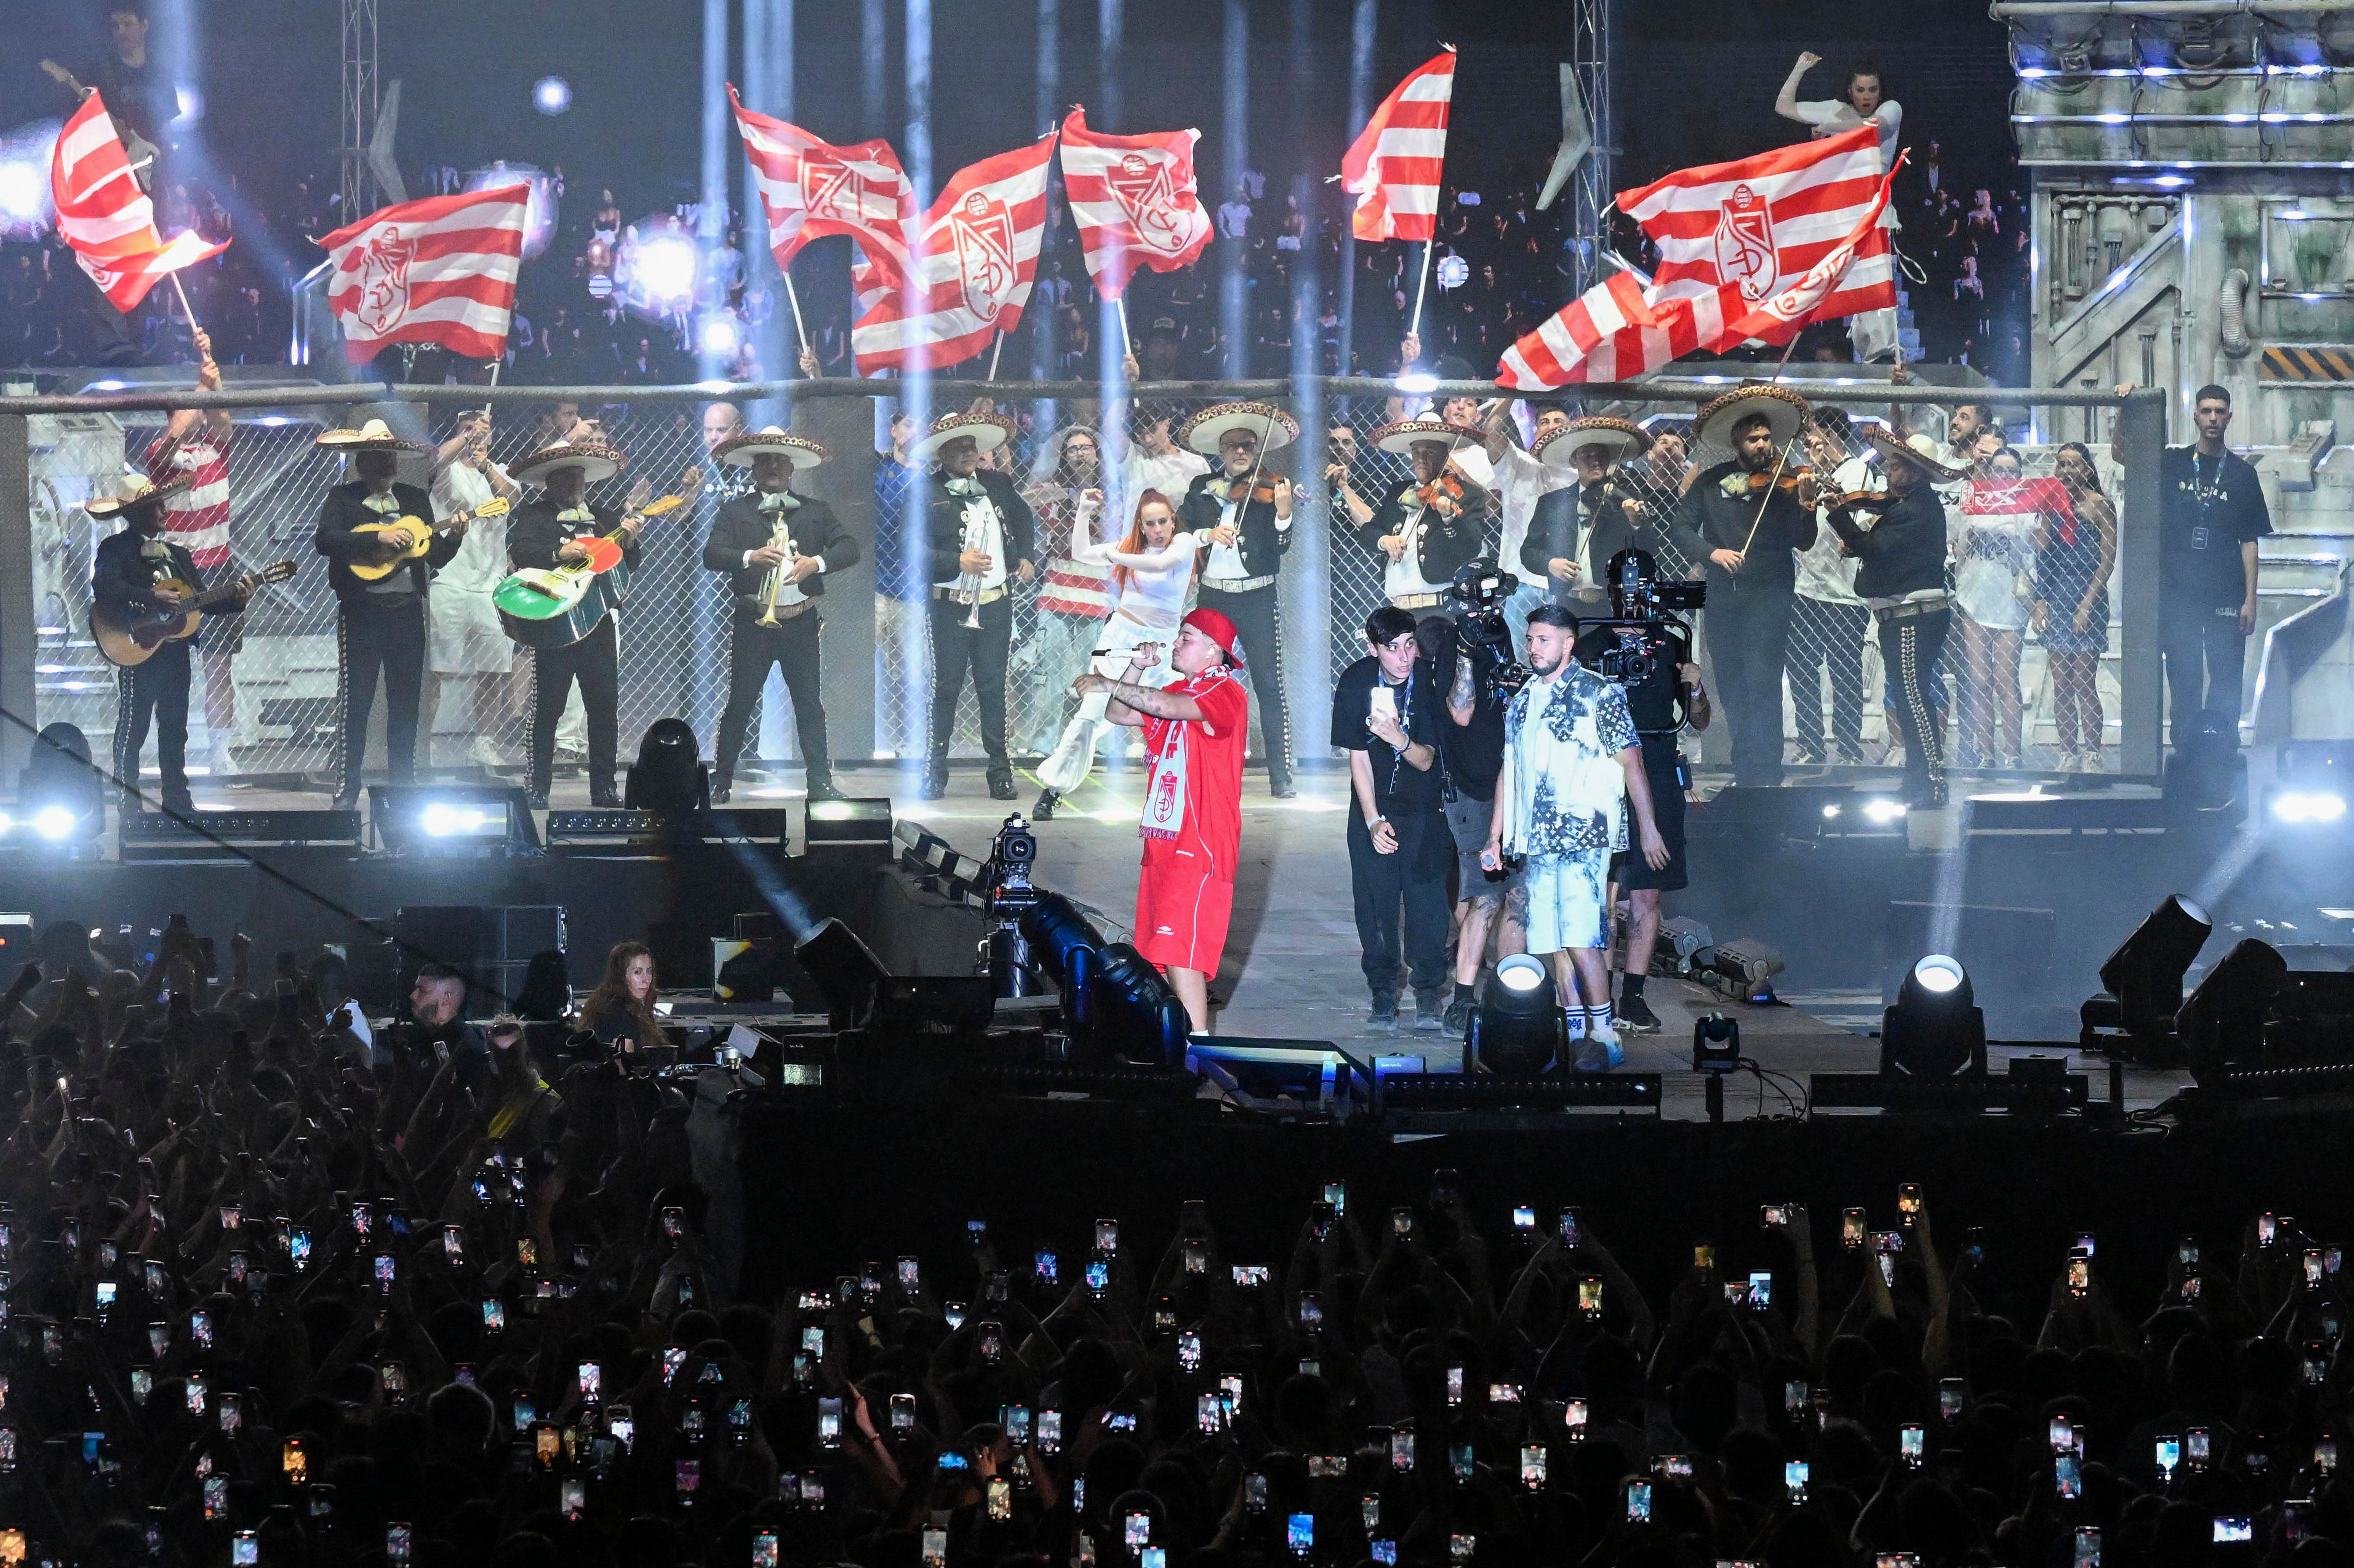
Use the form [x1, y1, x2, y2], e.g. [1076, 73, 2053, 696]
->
[1901, 1425, 1924, 1465]
[753, 1533, 779, 1568]
[560, 1479, 584, 1518]
[1512, 1204, 1536, 1231]
[2074, 1527, 2100, 1568]
[1786, 1460, 1810, 1503]
[1285, 1515, 1313, 1553]
[1842, 1208, 1867, 1247]
[1626, 1481, 1652, 1523]
[1521, 1444, 1546, 1488]
[232, 1534, 258, 1567]
[2056, 1453, 2082, 1498]
[386, 1527, 411, 1566]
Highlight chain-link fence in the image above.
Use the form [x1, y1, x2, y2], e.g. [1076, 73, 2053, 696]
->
[2, 376, 2168, 792]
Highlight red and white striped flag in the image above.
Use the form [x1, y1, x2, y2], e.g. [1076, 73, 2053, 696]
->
[49, 92, 227, 312]
[1056, 107, 1213, 301]
[730, 86, 915, 286]
[1340, 50, 1456, 243]
[319, 186, 528, 364]
[851, 132, 1057, 374]
[1617, 123, 1895, 337]
[1713, 153, 1902, 346]
[1495, 272, 1656, 389]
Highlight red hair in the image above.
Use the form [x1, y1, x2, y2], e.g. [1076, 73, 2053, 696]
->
[1109, 489, 1192, 596]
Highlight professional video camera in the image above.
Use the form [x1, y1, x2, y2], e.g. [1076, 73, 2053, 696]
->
[1580, 549, 1703, 694]
[980, 814, 1045, 996]
[1446, 558, 1532, 701]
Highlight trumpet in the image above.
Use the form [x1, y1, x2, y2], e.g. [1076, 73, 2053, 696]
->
[753, 514, 798, 627]
[953, 507, 985, 630]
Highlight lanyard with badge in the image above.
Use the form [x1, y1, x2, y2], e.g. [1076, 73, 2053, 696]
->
[2188, 451, 2226, 555]
[1372, 668, 1415, 796]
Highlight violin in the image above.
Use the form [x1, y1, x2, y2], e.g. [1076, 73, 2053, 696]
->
[1414, 471, 1473, 512]
[1823, 490, 1893, 512]
[1225, 473, 1286, 505]
[1737, 465, 1816, 496]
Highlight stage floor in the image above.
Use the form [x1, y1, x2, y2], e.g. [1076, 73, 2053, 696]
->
[104, 756, 2198, 1123]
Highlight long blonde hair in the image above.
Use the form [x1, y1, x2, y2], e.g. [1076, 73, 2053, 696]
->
[1109, 489, 1192, 596]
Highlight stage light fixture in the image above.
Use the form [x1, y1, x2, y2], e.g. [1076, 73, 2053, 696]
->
[630, 234, 699, 307]
[533, 76, 572, 115]
[1693, 1012, 1741, 1072]
[1394, 371, 1439, 396]
[369, 785, 539, 856]
[2268, 788, 2346, 825]
[32, 806, 75, 841]
[1879, 953, 1987, 1078]
[2178, 937, 2289, 1078]
[1467, 953, 1567, 1074]
[700, 315, 740, 357]
[2089, 893, 2213, 1042]
[793, 917, 891, 1031]
[803, 798, 894, 846]
[0, 160, 43, 222]
[11, 722, 105, 846]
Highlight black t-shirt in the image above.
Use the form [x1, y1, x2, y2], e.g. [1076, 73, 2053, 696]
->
[1574, 618, 1690, 735]
[1331, 655, 1445, 812]
[2158, 446, 2271, 608]
[1430, 637, 1507, 799]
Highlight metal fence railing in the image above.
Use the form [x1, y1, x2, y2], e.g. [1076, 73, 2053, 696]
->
[0, 376, 2169, 791]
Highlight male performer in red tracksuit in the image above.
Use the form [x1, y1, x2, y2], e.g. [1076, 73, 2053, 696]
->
[1071, 606, 1250, 1034]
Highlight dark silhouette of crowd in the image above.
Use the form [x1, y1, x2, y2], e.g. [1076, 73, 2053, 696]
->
[0, 906, 2345, 1567]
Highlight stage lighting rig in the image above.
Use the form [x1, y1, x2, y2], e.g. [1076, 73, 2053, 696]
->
[1880, 954, 1987, 1079]
[1693, 1013, 1741, 1072]
[1012, 892, 1189, 1064]
[1467, 954, 1567, 1074]
[2178, 937, 2290, 1080]
[7, 722, 105, 852]
[2082, 893, 2212, 1057]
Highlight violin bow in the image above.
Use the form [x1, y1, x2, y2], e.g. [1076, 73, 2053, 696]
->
[1734, 433, 1806, 561]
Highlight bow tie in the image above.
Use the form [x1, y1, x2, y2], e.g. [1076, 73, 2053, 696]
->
[759, 491, 802, 512]
[944, 477, 987, 498]
[363, 492, 401, 515]
[557, 506, 596, 524]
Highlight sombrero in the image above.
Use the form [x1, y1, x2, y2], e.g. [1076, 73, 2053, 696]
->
[713, 425, 831, 471]
[1176, 401, 1300, 458]
[1692, 382, 1813, 450]
[1368, 418, 1487, 459]
[1534, 416, 1653, 471]
[314, 418, 429, 456]
[86, 470, 194, 518]
[908, 411, 1016, 466]
[1866, 427, 1971, 484]
[511, 441, 625, 486]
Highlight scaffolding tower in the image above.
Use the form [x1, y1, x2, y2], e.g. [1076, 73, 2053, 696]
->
[1568, 0, 1612, 298]
[341, 0, 379, 219]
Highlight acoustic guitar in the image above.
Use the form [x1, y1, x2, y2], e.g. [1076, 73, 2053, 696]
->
[348, 496, 511, 581]
[493, 494, 686, 652]
[92, 560, 298, 668]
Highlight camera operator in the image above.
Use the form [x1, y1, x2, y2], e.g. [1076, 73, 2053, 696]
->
[1575, 550, 1712, 1034]
[1431, 561, 1530, 1034]
[1332, 606, 1452, 1031]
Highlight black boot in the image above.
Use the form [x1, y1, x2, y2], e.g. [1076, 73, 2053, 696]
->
[806, 772, 846, 803]
[1033, 788, 1059, 821]
[710, 779, 732, 805]
[987, 766, 1018, 802]
[921, 759, 949, 801]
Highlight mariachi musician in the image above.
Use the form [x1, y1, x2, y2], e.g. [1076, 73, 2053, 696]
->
[1172, 401, 1303, 799]
[913, 411, 1034, 803]
[90, 471, 242, 815]
[506, 438, 645, 808]
[1343, 417, 1489, 613]
[701, 425, 860, 804]
[311, 419, 466, 809]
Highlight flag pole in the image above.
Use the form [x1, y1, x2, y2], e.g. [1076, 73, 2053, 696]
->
[783, 273, 812, 370]
[169, 273, 201, 339]
[1408, 237, 1435, 341]
[1116, 297, 1135, 361]
[986, 331, 1005, 382]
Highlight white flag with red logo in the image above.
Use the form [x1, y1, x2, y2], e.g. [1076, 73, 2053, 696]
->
[1495, 272, 1657, 388]
[1712, 153, 1902, 346]
[49, 92, 227, 312]
[851, 132, 1057, 374]
[1056, 107, 1213, 301]
[730, 85, 915, 286]
[1617, 123, 1895, 337]
[319, 185, 529, 363]
[1341, 50, 1456, 243]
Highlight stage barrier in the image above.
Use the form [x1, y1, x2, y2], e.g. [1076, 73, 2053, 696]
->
[0, 376, 2166, 788]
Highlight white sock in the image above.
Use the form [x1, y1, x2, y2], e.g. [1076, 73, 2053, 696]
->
[1587, 1004, 1615, 1037]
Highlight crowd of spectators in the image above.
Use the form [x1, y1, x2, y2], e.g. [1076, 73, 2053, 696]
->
[0, 906, 2348, 1567]
[0, 45, 2030, 389]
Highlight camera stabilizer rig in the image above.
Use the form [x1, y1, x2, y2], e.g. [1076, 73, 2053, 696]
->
[1581, 549, 1706, 694]
[1446, 559, 1531, 703]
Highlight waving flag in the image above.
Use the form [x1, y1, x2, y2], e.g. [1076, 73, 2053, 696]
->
[49, 92, 227, 311]
[1341, 49, 1456, 243]
[1496, 272, 1656, 388]
[851, 132, 1057, 374]
[1712, 154, 1902, 345]
[730, 86, 915, 286]
[1617, 123, 1895, 336]
[319, 185, 528, 363]
[1056, 107, 1213, 300]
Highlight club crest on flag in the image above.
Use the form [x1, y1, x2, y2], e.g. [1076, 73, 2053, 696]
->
[801, 150, 867, 224]
[1107, 153, 1190, 252]
[353, 229, 415, 339]
[948, 190, 1018, 324]
[1714, 184, 1777, 303]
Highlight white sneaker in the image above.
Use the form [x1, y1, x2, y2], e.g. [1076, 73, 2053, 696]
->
[206, 743, 237, 777]
[2080, 746, 2105, 773]
[1574, 1024, 1623, 1072]
[470, 736, 508, 769]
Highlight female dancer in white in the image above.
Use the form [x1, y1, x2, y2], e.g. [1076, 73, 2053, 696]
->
[1033, 489, 1203, 817]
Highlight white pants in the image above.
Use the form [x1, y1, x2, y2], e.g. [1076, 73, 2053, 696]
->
[1037, 622, 1172, 795]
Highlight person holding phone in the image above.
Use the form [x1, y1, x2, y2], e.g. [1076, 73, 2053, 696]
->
[1332, 606, 1450, 1031]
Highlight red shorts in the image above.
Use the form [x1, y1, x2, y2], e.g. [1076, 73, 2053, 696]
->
[1134, 858, 1233, 977]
